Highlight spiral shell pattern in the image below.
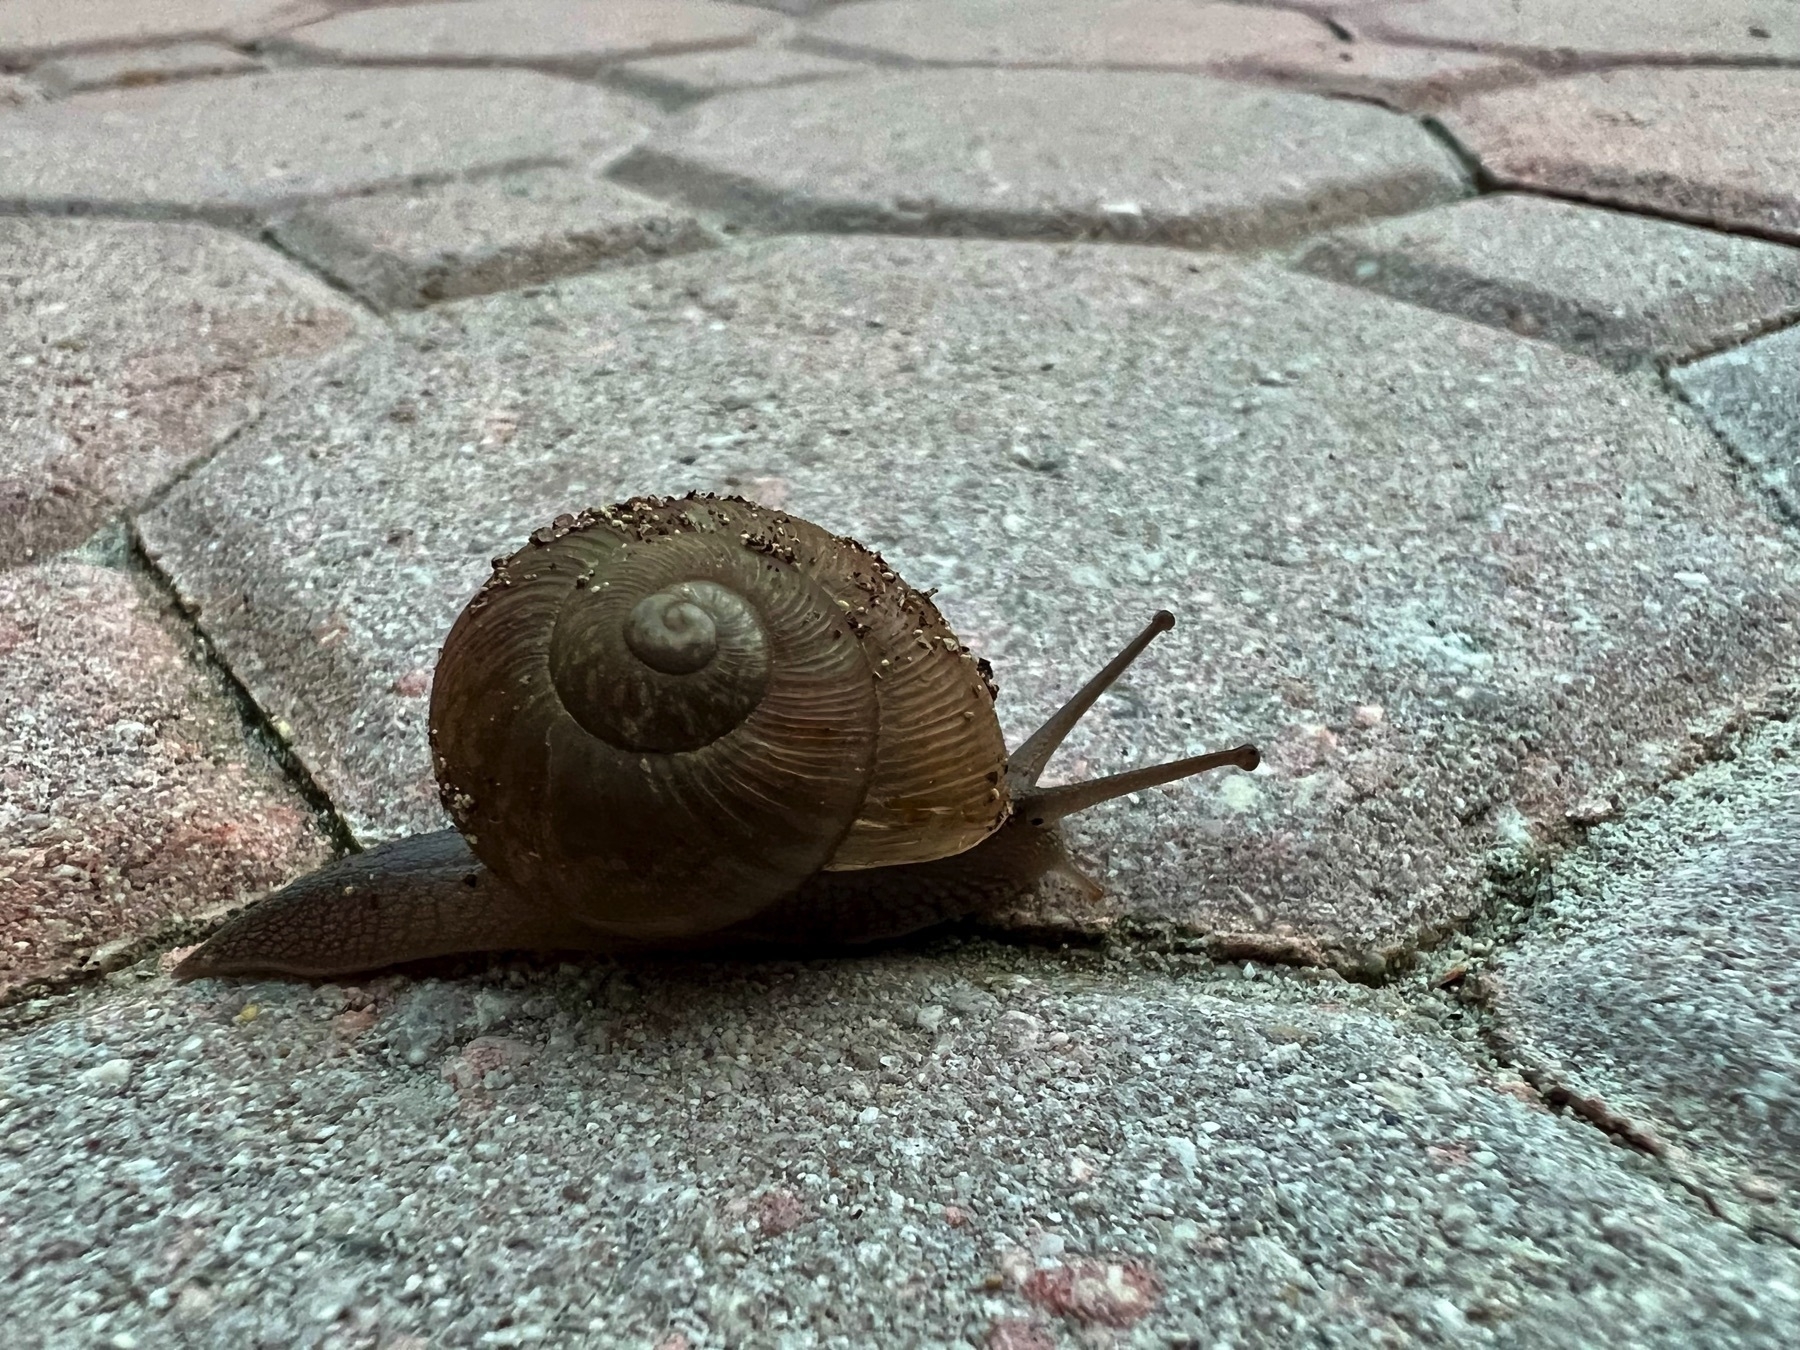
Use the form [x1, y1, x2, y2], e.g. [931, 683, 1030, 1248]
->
[429, 494, 1007, 939]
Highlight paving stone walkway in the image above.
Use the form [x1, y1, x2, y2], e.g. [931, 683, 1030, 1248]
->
[3, 1, 1800, 1346]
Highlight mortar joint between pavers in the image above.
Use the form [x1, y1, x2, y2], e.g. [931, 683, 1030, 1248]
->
[1332, 25, 1800, 76]
[1663, 374, 1800, 530]
[123, 518, 363, 864]
[254, 220, 400, 319]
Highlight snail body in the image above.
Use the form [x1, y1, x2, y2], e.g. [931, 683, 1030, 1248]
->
[178, 495, 1258, 979]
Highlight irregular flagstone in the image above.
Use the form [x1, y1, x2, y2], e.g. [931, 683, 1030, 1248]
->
[138, 238, 1800, 968]
[1671, 324, 1800, 519]
[1221, 39, 1535, 112]
[0, 217, 357, 569]
[0, 561, 331, 1003]
[802, 0, 1325, 67]
[610, 43, 868, 104]
[282, 0, 777, 68]
[4, 954, 1799, 1343]
[0, 0, 316, 60]
[268, 167, 717, 311]
[0, 68, 650, 219]
[1439, 68, 1800, 245]
[1291, 194, 1800, 369]
[1340, 0, 1800, 65]
[620, 69, 1467, 248]
[1486, 712, 1800, 1239]
[28, 41, 263, 97]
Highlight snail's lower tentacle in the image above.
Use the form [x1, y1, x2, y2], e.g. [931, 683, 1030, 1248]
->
[173, 831, 612, 980]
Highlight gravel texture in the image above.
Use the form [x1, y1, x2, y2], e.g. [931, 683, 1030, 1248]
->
[1670, 323, 1800, 521]
[137, 237, 1800, 970]
[0, 68, 651, 220]
[0, 216, 357, 568]
[1291, 194, 1800, 368]
[0, 560, 331, 1002]
[621, 68, 1468, 248]
[4, 947, 1798, 1346]
[269, 167, 718, 312]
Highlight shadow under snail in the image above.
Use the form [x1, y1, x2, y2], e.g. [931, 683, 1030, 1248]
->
[176, 494, 1259, 979]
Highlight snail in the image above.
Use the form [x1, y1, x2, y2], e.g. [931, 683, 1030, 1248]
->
[176, 494, 1258, 979]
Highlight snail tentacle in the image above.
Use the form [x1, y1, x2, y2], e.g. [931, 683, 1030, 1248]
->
[1005, 611, 1258, 825]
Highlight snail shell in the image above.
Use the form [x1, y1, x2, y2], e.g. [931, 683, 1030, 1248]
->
[430, 494, 1006, 940]
[176, 494, 1258, 979]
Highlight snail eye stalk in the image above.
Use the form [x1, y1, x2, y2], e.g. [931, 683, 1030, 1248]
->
[1006, 611, 1259, 826]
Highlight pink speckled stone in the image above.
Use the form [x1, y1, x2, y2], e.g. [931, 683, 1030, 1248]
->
[0, 218, 356, 569]
[1441, 67, 1800, 243]
[0, 562, 331, 999]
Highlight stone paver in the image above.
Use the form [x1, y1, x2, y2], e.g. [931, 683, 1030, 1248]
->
[611, 43, 868, 105]
[1291, 194, 1800, 369]
[1672, 324, 1800, 520]
[138, 238, 1800, 970]
[0, 217, 357, 569]
[621, 69, 1467, 248]
[1220, 38, 1534, 112]
[0, 68, 649, 220]
[8, 0, 1800, 1337]
[282, 0, 777, 69]
[28, 40, 262, 97]
[269, 167, 717, 311]
[1486, 711, 1800, 1239]
[1440, 68, 1800, 245]
[0, 0, 315, 61]
[5, 951, 1799, 1344]
[0, 561, 331, 1003]
[1342, 0, 1800, 65]
[804, 0, 1325, 68]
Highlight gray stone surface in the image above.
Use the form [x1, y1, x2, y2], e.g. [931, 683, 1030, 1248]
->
[1344, 0, 1800, 64]
[283, 0, 776, 69]
[269, 167, 717, 311]
[29, 41, 262, 97]
[1486, 710, 1800, 1239]
[5, 949, 1799, 1345]
[803, 0, 1325, 67]
[622, 69, 1468, 248]
[0, 217, 357, 569]
[1672, 324, 1800, 519]
[138, 238, 1800, 969]
[0, 0, 315, 60]
[1291, 194, 1800, 369]
[0, 68, 649, 220]
[0, 559, 332, 1003]
[610, 43, 868, 105]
